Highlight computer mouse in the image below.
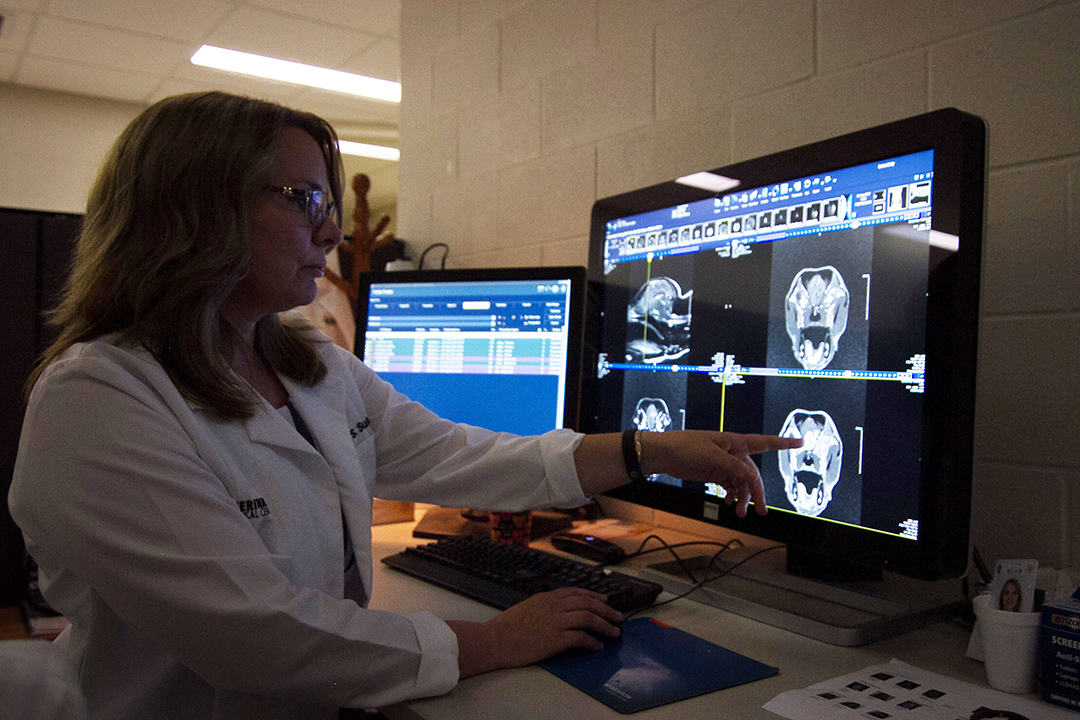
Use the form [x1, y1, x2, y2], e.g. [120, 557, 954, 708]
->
[550, 532, 628, 565]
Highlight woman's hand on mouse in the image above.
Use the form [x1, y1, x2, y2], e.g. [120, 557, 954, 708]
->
[447, 588, 622, 678]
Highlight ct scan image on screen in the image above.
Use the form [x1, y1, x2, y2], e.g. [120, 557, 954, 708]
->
[759, 225, 872, 525]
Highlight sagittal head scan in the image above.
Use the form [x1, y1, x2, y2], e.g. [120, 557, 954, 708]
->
[785, 266, 849, 371]
[626, 277, 692, 364]
[778, 409, 843, 517]
[633, 398, 672, 433]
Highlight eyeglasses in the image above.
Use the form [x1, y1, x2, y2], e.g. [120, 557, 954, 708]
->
[264, 185, 337, 227]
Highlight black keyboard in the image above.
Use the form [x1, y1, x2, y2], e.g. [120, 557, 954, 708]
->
[381, 536, 663, 613]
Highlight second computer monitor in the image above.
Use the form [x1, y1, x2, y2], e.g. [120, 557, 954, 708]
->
[355, 266, 587, 435]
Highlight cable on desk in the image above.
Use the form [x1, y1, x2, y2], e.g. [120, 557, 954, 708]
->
[622, 543, 787, 621]
[621, 535, 745, 583]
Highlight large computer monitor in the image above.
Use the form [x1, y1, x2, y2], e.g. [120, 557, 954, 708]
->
[355, 266, 587, 435]
[585, 109, 987, 644]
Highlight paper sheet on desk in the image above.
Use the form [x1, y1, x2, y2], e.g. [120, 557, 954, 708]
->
[539, 617, 777, 714]
[763, 658, 1072, 719]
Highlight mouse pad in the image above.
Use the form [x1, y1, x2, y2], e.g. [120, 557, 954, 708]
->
[538, 617, 778, 713]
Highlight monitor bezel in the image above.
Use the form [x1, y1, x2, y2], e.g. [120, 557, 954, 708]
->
[355, 265, 590, 433]
[585, 109, 987, 581]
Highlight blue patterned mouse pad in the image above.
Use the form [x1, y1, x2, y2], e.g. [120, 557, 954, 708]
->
[538, 617, 778, 714]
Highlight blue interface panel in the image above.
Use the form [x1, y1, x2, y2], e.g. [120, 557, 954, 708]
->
[361, 278, 575, 436]
[603, 149, 936, 271]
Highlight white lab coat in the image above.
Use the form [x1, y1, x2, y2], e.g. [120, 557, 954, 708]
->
[8, 336, 587, 719]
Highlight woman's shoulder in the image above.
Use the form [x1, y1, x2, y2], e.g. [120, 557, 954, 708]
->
[313, 339, 371, 378]
[46, 333, 154, 369]
[311, 340, 395, 406]
[34, 334, 175, 402]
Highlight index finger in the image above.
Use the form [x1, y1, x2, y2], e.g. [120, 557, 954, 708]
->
[732, 433, 803, 455]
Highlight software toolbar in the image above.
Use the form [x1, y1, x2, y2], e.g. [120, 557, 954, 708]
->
[603, 150, 935, 270]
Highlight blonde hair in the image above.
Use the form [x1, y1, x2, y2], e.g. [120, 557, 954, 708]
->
[29, 91, 345, 418]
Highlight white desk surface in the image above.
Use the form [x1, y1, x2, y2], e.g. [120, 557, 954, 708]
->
[368, 519, 995, 720]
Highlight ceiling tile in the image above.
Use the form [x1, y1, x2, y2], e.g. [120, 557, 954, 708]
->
[343, 37, 399, 82]
[0, 8, 35, 52]
[153, 66, 306, 106]
[290, 86, 400, 125]
[17, 55, 161, 102]
[28, 16, 193, 75]
[205, 5, 378, 70]
[246, 0, 400, 38]
[4, 1, 401, 146]
[43, 0, 235, 43]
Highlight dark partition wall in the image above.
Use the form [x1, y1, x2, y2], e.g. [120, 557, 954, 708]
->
[0, 208, 80, 605]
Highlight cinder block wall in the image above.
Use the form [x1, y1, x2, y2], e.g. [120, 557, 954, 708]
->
[397, 0, 1080, 573]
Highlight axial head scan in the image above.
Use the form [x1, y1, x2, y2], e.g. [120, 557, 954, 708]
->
[633, 398, 672, 433]
[626, 276, 692, 364]
[778, 409, 843, 517]
[785, 266, 849, 370]
[630, 399, 669, 433]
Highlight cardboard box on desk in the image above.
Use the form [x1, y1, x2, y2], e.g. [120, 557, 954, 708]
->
[1041, 587, 1080, 711]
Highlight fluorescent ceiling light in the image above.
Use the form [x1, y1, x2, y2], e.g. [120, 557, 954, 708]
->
[338, 140, 399, 161]
[190, 45, 401, 102]
[675, 172, 741, 193]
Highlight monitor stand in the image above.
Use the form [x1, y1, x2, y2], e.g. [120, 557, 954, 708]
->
[643, 545, 965, 647]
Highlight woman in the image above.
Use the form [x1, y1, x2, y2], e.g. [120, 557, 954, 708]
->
[9, 92, 799, 719]
[998, 578, 1023, 612]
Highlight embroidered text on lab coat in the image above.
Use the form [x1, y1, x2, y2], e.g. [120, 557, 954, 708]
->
[237, 498, 270, 519]
[349, 417, 371, 438]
